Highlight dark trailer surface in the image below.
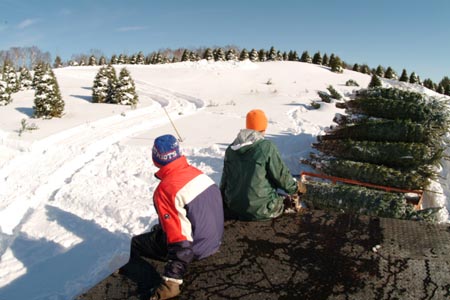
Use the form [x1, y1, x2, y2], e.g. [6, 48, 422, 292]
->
[76, 210, 450, 300]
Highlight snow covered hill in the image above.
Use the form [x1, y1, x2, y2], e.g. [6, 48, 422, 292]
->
[0, 60, 448, 300]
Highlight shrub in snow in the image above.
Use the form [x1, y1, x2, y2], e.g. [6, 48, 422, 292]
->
[110, 68, 138, 106]
[0, 80, 11, 105]
[317, 91, 332, 103]
[327, 85, 343, 100]
[345, 79, 359, 87]
[33, 67, 65, 118]
[18, 118, 39, 136]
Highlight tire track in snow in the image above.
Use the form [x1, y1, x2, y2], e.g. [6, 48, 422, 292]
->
[0, 83, 204, 236]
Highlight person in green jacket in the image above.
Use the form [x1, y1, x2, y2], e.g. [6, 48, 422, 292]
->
[220, 109, 299, 221]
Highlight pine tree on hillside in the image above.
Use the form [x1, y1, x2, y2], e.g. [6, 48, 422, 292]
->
[203, 48, 214, 61]
[2, 62, 19, 93]
[0, 80, 11, 106]
[288, 50, 299, 61]
[105, 64, 117, 103]
[214, 48, 225, 61]
[352, 63, 360, 72]
[53, 56, 63, 68]
[92, 66, 112, 103]
[375, 65, 385, 77]
[322, 54, 329, 66]
[32, 63, 45, 88]
[110, 68, 138, 105]
[19, 67, 33, 90]
[268, 46, 277, 61]
[99, 56, 107, 65]
[117, 54, 127, 64]
[384, 67, 397, 79]
[33, 66, 64, 118]
[409, 72, 419, 84]
[239, 48, 249, 61]
[129, 54, 137, 64]
[258, 49, 267, 62]
[226, 48, 237, 61]
[136, 52, 145, 64]
[189, 51, 199, 61]
[399, 69, 408, 82]
[181, 50, 190, 62]
[330, 56, 344, 73]
[368, 74, 382, 88]
[300, 51, 312, 63]
[110, 55, 118, 64]
[88, 55, 97, 66]
[282, 51, 288, 61]
[422, 79, 436, 91]
[312, 51, 322, 65]
[249, 49, 259, 62]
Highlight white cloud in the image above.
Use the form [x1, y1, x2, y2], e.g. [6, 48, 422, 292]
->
[17, 18, 39, 29]
[116, 26, 147, 32]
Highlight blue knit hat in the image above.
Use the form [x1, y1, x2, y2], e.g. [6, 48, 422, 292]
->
[152, 134, 181, 167]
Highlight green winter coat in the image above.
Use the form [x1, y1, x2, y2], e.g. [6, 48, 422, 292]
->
[220, 129, 297, 221]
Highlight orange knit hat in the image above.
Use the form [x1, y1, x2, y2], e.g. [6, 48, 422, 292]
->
[246, 109, 268, 131]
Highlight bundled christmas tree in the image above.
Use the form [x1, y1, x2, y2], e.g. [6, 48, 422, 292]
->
[33, 66, 64, 118]
[302, 87, 449, 222]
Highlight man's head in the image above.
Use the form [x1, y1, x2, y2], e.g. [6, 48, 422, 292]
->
[246, 109, 268, 132]
[152, 134, 181, 168]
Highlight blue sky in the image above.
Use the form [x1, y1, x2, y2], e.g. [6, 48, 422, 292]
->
[1, 0, 449, 82]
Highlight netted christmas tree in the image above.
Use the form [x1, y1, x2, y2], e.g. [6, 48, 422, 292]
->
[303, 87, 450, 222]
[33, 66, 65, 118]
[110, 68, 138, 105]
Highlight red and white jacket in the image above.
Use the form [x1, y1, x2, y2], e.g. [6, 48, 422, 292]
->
[153, 156, 224, 279]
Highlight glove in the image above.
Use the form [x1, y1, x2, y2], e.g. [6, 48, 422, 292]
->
[150, 278, 181, 300]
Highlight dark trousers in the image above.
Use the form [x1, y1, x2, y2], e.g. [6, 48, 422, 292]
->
[130, 225, 168, 262]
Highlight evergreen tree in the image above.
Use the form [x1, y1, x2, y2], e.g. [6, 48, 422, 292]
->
[239, 48, 249, 61]
[110, 54, 118, 64]
[282, 51, 288, 61]
[360, 64, 371, 74]
[226, 48, 237, 61]
[375, 65, 385, 77]
[129, 54, 137, 64]
[19, 67, 33, 90]
[189, 51, 199, 61]
[249, 49, 259, 62]
[268, 46, 277, 61]
[33, 66, 64, 118]
[111, 68, 138, 105]
[32, 63, 45, 88]
[92, 66, 111, 103]
[422, 79, 436, 91]
[409, 72, 419, 84]
[203, 48, 214, 61]
[53, 56, 63, 68]
[105, 65, 117, 103]
[99, 56, 107, 65]
[181, 50, 190, 62]
[399, 69, 408, 82]
[88, 55, 97, 66]
[330, 56, 344, 73]
[312, 51, 322, 65]
[0, 80, 11, 106]
[117, 54, 127, 64]
[2, 62, 19, 93]
[368, 74, 382, 88]
[384, 67, 397, 79]
[322, 54, 329, 66]
[300, 51, 312, 63]
[352, 63, 360, 72]
[288, 50, 299, 61]
[136, 52, 145, 64]
[258, 49, 267, 62]
[214, 48, 225, 61]
[276, 51, 283, 61]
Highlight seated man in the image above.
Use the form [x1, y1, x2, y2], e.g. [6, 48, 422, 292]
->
[220, 109, 299, 221]
[128, 134, 224, 300]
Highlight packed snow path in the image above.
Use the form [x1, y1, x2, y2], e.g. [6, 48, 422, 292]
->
[0, 81, 205, 295]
